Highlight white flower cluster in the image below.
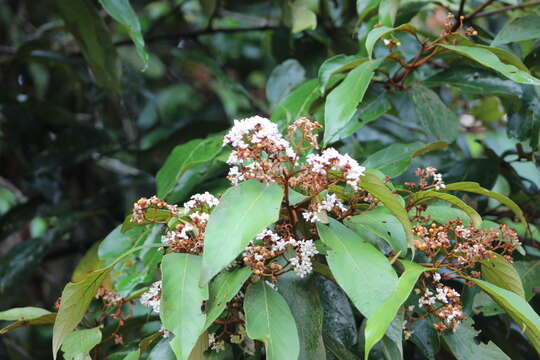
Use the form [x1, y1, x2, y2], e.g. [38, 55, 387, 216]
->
[289, 240, 319, 278]
[223, 116, 296, 185]
[426, 166, 446, 190]
[140, 281, 161, 313]
[418, 288, 437, 307]
[209, 332, 225, 352]
[306, 148, 366, 190]
[454, 225, 471, 239]
[302, 193, 348, 223]
[184, 192, 219, 213]
[161, 223, 194, 246]
[435, 286, 461, 304]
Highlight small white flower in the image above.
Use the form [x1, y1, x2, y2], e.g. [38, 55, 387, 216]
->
[140, 281, 162, 313]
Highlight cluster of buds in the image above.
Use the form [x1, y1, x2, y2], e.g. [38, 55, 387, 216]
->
[208, 291, 247, 352]
[416, 273, 465, 331]
[95, 287, 124, 308]
[243, 227, 319, 280]
[302, 193, 349, 223]
[407, 167, 446, 191]
[131, 196, 179, 224]
[414, 219, 519, 270]
[161, 192, 220, 254]
[140, 280, 161, 313]
[287, 116, 322, 150]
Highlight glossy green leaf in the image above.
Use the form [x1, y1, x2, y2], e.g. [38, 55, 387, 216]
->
[363, 142, 425, 177]
[200, 179, 283, 285]
[244, 282, 300, 360]
[364, 260, 430, 358]
[357, 0, 381, 19]
[470, 278, 540, 354]
[443, 318, 510, 360]
[161, 253, 208, 360]
[278, 273, 325, 360]
[156, 136, 223, 199]
[271, 79, 321, 130]
[439, 45, 540, 86]
[411, 191, 482, 228]
[409, 85, 458, 143]
[365, 24, 416, 59]
[61, 326, 102, 360]
[410, 205, 469, 226]
[204, 267, 252, 329]
[266, 59, 306, 107]
[98, 0, 148, 69]
[360, 171, 414, 247]
[443, 181, 526, 225]
[323, 58, 383, 145]
[424, 66, 524, 96]
[323, 333, 361, 360]
[378, 0, 400, 27]
[345, 206, 407, 254]
[318, 55, 365, 94]
[492, 16, 540, 46]
[317, 219, 398, 316]
[481, 252, 525, 298]
[53, 0, 120, 91]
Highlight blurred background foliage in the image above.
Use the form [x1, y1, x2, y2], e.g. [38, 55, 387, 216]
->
[0, 0, 539, 358]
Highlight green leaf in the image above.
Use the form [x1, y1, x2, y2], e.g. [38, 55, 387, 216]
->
[52, 245, 156, 358]
[0, 307, 55, 334]
[323, 58, 383, 145]
[410, 205, 469, 226]
[156, 136, 223, 199]
[345, 206, 407, 254]
[481, 252, 525, 298]
[244, 282, 300, 360]
[470, 278, 540, 355]
[513, 261, 540, 300]
[492, 15, 540, 46]
[443, 318, 510, 360]
[443, 181, 526, 226]
[72, 241, 104, 282]
[357, 0, 381, 20]
[271, 79, 321, 131]
[98, 0, 148, 69]
[409, 85, 458, 143]
[200, 180, 283, 285]
[439, 44, 540, 86]
[53, 0, 120, 91]
[411, 191, 482, 228]
[266, 59, 306, 107]
[364, 260, 429, 359]
[360, 171, 414, 247]
[363, 142, 425, 177]
[0, 307, 51, 321]
[288, 0, 317, 33]
[278, 274, 325, 360]
[204, 267, 252, 330]
[365, 24, 416, 59]
[53, 268, 110, 359]
[424, 66, 524, 96]
[61, 326, 102, 360]
[378, 0, 400, 27]
[318, 55, 366, 94]
[316, 219, 398, 316]
[161, 253, 209, 360]
[410, 318, 439, 360]
[322, 332, 361, 360]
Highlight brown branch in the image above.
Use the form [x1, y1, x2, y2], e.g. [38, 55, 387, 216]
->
[464, 0, 495, 20]
[470, 0, 540, 19]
